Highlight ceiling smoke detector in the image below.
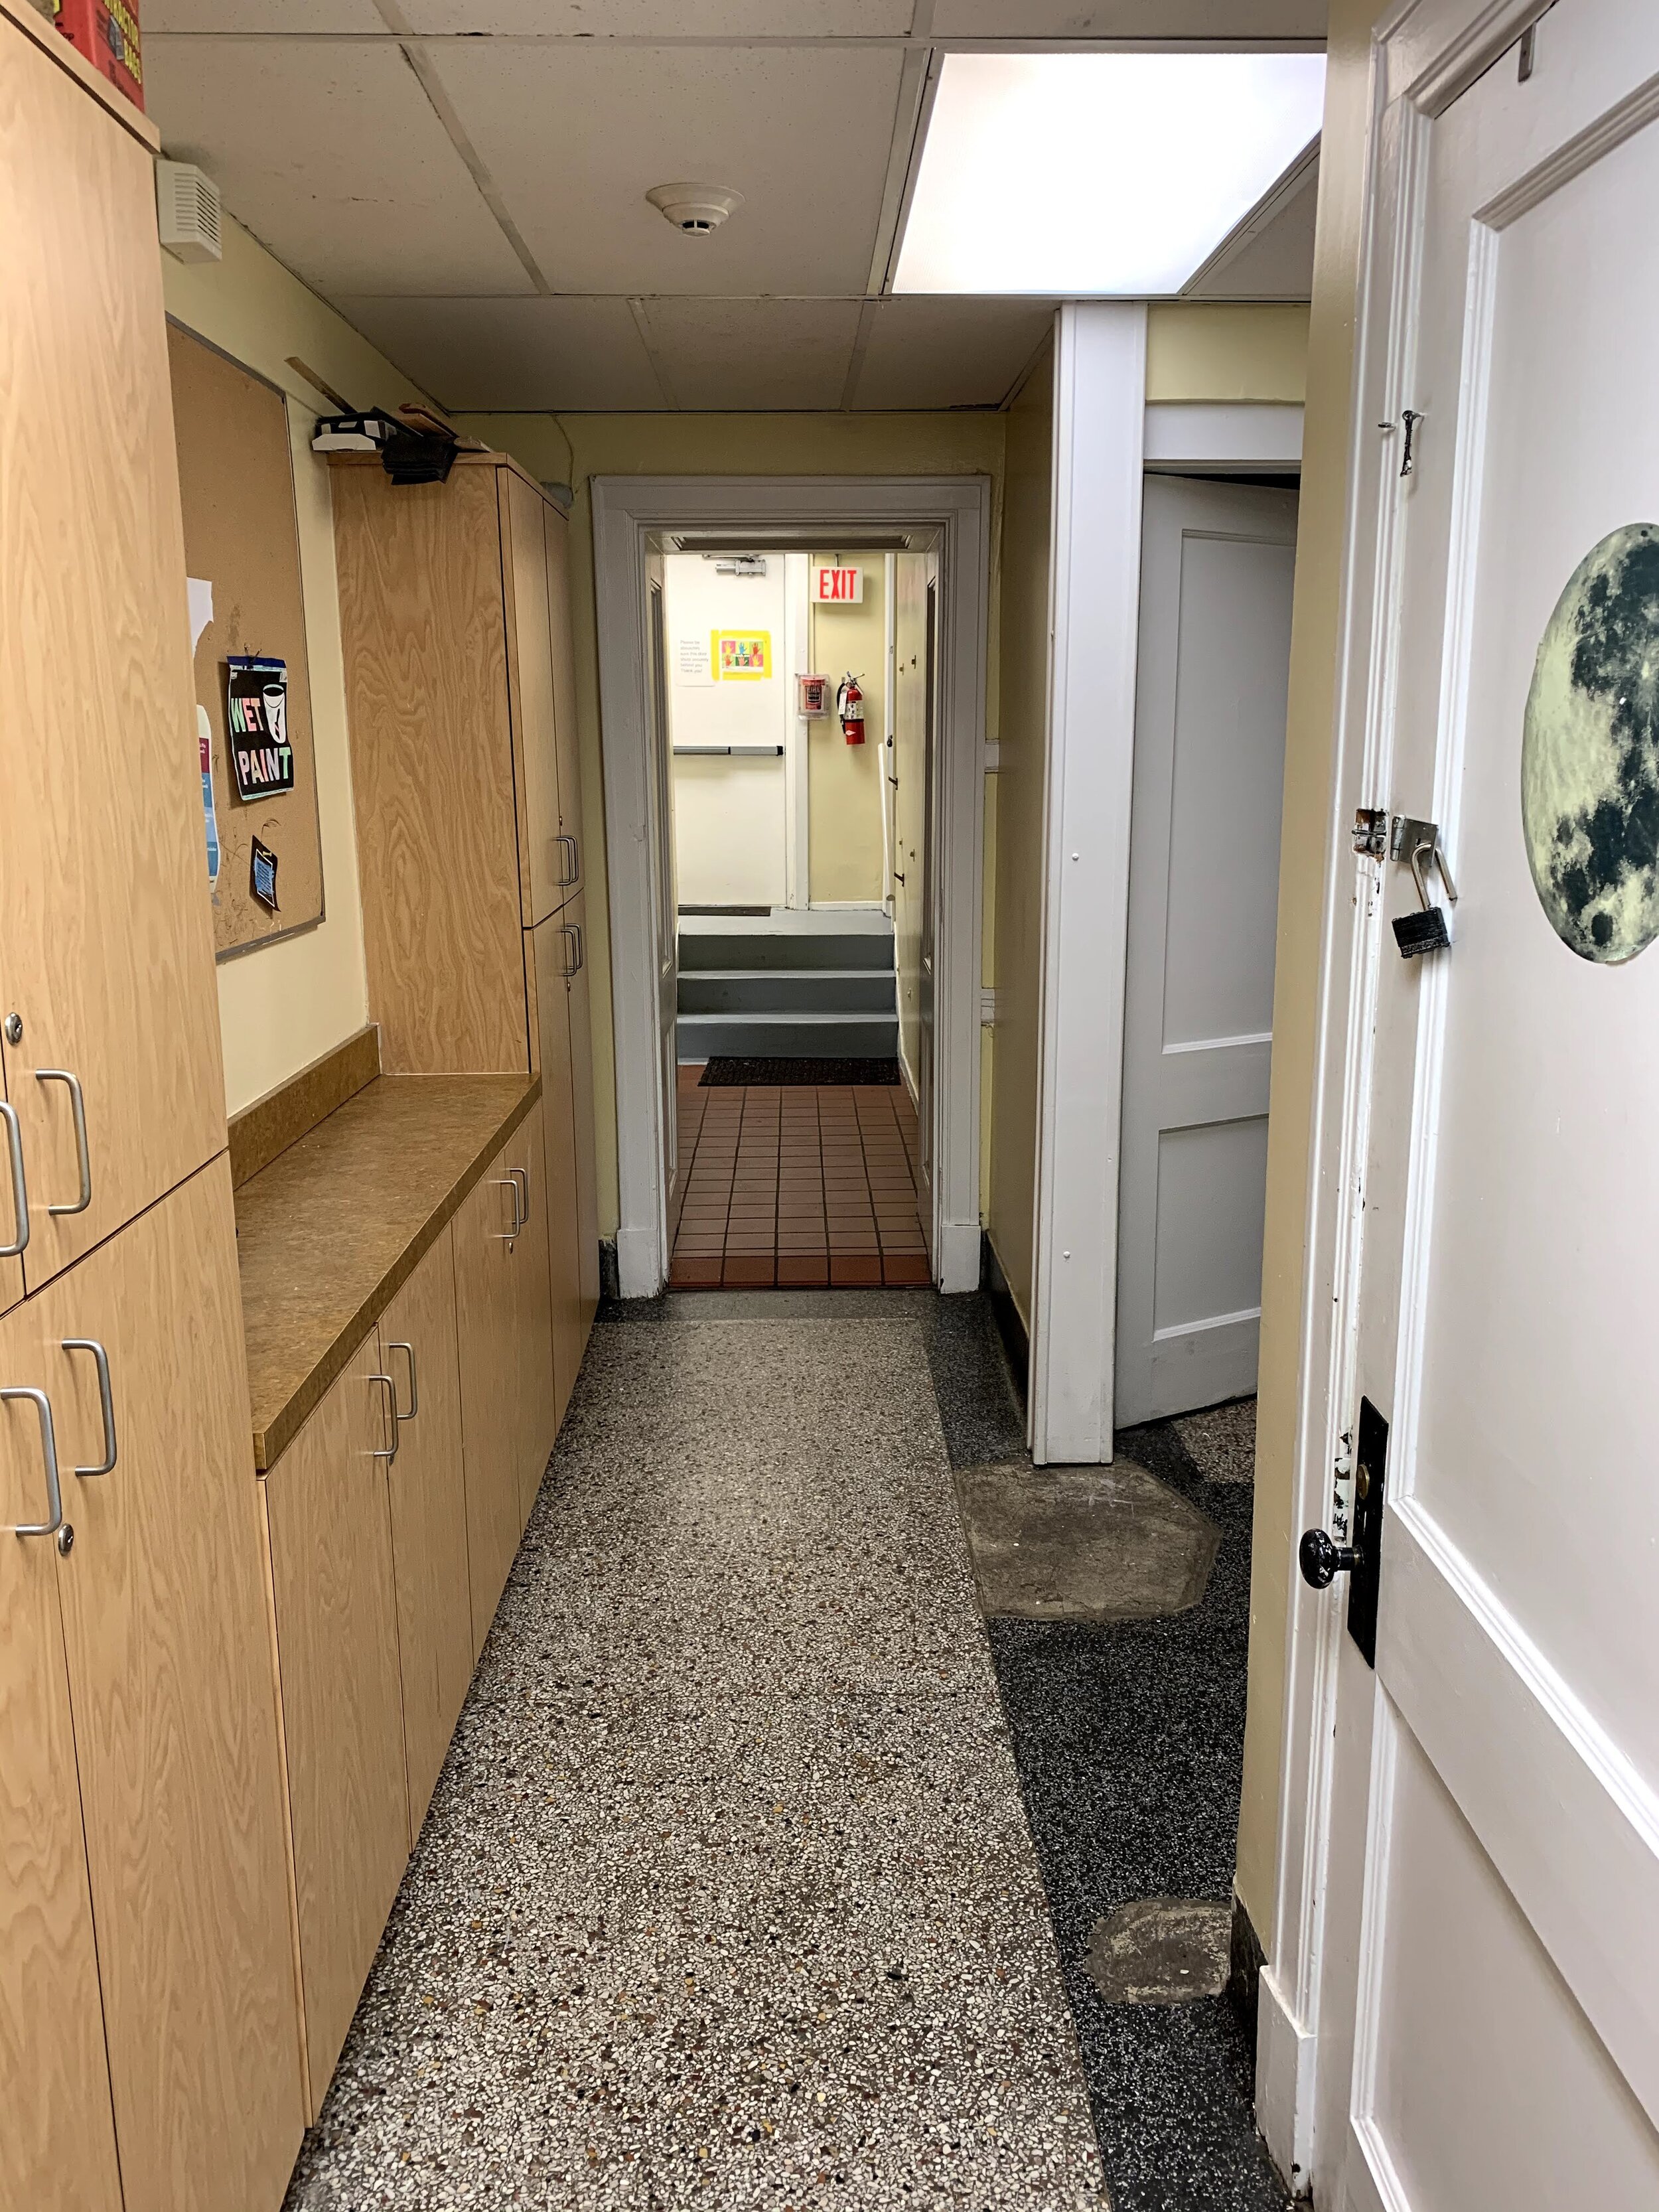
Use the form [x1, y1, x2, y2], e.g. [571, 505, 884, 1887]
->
[646, 182, 743, 236]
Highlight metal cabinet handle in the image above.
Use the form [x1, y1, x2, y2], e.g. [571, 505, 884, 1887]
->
[556, 832, 580, 886]
[35, 1071, 91, 1217]
[510, 1167, 529, 1230]
[560, 922, 585, 978]
[490, 1176, 522, 1244]
[3, 1387, 63, 1538]
[388, 1340, 419, 1424]
[571, 922, 584, 975]
[61, 1339, 117, 1477]
[369, 1372, 399, 1463]
[0, 1102, 28, 1258]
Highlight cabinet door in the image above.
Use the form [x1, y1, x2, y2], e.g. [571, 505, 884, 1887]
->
[529, 917, 583, 1429]
[0, 19, 226, 1296]
[502, 471, 564, 928]
[381, 1228, 472, 1846]
[563, 890, 603, 1331]
[544, 503, 585, 901]
[505, 1099, 557, 1528]
[454, 1143, 524, 1656]
[36, 1159, 305, 2209]
[0, 1328, 122, 2212]
[264, 1323, 408, 2116]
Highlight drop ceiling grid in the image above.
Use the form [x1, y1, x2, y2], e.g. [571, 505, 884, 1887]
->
[143, 34, 536, 294]
[416, 40, 907, 298]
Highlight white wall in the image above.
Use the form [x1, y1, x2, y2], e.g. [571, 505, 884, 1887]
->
[664, 552, 792, 909]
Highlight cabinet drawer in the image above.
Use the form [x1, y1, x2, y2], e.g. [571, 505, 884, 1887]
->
[263, 1325, 409, 2115]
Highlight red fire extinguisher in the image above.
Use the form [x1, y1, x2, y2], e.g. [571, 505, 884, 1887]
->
[836, 672, 865, 745]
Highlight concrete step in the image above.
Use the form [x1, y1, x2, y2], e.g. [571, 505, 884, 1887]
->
[677, 1010, 899, 1061]
[677, 968, 897, 1017]
[678, 929, 894, 974]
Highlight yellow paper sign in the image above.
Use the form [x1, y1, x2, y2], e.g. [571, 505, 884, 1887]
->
[713, 629, 771, 681]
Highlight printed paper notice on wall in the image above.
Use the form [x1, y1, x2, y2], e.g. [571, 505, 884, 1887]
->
[226, 657, 295, 800]
[677, 635, 715, 687]
[713, 629, 772, 681]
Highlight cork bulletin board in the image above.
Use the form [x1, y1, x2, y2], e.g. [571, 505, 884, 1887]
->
[167, 321, 325, 959]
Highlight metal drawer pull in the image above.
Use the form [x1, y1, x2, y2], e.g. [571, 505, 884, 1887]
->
[491, 1176, 522, 1244]
[510, 1167, 528, 1224]
[3, 1387, 63, 1538]
[0, 1103, 28, 1258]
[388, 1340, 419, 1424]
[62, 1339, 117, 1477]
[369, 1372, 399, 1463]
[557, 833, 579, 885]
[35, 1071, 92, 1216]
[561, 922, 584, 978]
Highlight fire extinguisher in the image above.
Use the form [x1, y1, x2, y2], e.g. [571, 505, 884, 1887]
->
[836, 672, 865, 745]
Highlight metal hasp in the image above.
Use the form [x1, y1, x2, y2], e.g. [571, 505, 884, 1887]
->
[1299, 1395, 1389, 1668]
[1352, 806, 1388, 859]
[1390, 814, 1458, 958]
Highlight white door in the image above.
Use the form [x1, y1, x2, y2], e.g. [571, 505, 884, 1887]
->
[646, 563, 679, 1231]
[1312, 13, 1659, 2208]
[1116, 476, 1296, 1426]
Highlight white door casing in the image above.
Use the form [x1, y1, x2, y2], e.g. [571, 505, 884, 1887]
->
[1116, 476, 1297, 1428]
[1262, 5, 1659, 2204]
[593, 477, 990, 1297]
[646, 563, 678, 1229]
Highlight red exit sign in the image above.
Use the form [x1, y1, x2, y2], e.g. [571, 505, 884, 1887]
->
[812, 563, 863, 605]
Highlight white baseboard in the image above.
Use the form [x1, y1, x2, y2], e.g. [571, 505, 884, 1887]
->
[936, 1218, 980, 1294]
[1256, 1964, 1317, 2199]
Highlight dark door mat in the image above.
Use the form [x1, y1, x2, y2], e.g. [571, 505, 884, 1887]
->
[700, 1057, 903, 1087]
[678, 904, 770, 916]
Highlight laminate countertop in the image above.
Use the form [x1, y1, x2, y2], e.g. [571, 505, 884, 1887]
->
[235, 1072, 540, 1471]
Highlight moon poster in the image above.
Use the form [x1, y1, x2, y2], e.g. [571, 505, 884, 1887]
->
[1522, 522, 1659, 964]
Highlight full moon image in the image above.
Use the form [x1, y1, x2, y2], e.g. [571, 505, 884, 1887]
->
[1522, 522, 1659, 963]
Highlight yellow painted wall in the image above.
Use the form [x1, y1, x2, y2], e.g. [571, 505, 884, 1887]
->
[807, 553, 887, 905]
[1146, 302, 1310, 403]
[161, 214, 433, 1115]
[453, 409, 1007, 1239]
[985, 338, 1054, 1331]
[1235, 14, 1379, 1941]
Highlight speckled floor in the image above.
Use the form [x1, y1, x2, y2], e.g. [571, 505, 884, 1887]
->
[283, 1300, 1106, 2211]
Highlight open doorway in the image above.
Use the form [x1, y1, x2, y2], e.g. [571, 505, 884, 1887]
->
[593, 477, 989, 1299]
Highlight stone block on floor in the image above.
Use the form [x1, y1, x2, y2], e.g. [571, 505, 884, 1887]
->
[954, 1459, 1220, 1622]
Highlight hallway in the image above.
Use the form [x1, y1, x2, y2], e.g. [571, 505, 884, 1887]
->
[285, 1295, 1104, 2208]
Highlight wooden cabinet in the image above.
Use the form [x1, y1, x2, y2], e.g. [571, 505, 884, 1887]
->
[530, 914, 584, 1428]
[502, 471, 566, 927]
[263, 1325, 409, 2115]
[2, 1161, 305, 2210]
[544, 502, 586, 906]
[563, 893, 603, 1329]
[453, 1142, 526, 1655]
[504, 1100, 558, 1528]
[380, 1230, 472, 1844]
[0, 1388, 123, 2212]
[0, 5, 226, 1299]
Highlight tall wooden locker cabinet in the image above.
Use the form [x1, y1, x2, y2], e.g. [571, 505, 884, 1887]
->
[0, 8, 306, 2209]
[334, 455, 600, 1418]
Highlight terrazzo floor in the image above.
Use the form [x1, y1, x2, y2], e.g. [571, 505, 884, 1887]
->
[284, 1297, 1106, 2210]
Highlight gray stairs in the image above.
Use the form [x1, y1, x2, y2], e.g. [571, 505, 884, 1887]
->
[677, 919, 897, 1061]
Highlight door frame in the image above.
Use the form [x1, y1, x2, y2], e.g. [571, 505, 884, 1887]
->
[593, 474, 991, 1297]
[1256, 0, 1557, 2190]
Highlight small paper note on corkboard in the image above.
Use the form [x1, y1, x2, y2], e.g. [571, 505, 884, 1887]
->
[168, 321, 325, 960]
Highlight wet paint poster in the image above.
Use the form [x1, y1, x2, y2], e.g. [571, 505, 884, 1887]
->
[226, 656, 295, 800]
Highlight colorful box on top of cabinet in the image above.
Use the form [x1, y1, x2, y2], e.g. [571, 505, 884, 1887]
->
[54, 0, 142, 108]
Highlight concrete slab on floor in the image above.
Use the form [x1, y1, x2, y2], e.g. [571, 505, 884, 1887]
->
[955, 1459, 1220, 1623]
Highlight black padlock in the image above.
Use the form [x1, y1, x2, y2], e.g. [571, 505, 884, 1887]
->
[1392, 906, 1451, 957]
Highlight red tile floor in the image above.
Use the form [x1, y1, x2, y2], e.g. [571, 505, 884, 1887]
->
[668, 1066, 932, 1288]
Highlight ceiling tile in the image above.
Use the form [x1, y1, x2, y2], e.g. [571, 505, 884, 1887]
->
[1186, 159, 1317, 298]
[932, 1, 1326, 32]
[635, 297, 863, 410]
[145, 1, 383, 29]
[403, 1, 910, 30]
[422, 42, 904, 296]
[330, 296, 666, 409]
[851, 297, 1054, 409]
[146, 37, 535, 296]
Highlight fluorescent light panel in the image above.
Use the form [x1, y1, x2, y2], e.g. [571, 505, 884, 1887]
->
[895, 51, 1327, 296]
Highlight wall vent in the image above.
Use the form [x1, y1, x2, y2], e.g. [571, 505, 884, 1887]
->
[156, 161, 222, 263]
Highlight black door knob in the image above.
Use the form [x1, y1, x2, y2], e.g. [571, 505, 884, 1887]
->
[1299, 1528, 1360, 1590]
